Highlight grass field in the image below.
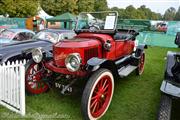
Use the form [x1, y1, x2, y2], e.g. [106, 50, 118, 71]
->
[0, 46, 180, 120]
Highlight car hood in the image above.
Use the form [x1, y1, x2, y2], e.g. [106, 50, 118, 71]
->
[0, 39, 52, 58]
[0, 38, 11, 44]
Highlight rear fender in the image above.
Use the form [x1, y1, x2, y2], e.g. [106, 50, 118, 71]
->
[135, 44, 147, 57]
[175, 32, 180, 46]
[165, 51, 176, 78]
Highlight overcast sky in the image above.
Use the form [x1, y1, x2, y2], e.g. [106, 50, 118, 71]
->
[107, 0, 180, 14]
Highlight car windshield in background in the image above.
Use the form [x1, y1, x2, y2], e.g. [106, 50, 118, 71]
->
[76, 11, 118, 32]
[33, 31, 59, 43]
[0, 30, 15, 40]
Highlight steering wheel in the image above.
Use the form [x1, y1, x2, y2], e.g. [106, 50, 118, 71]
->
[89, 24, 100, 30]
[88, 19, 100, 30]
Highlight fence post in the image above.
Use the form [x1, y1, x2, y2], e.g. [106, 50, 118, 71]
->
[20, 64, 25, 116]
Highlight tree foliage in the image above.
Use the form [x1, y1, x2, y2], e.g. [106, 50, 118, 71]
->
[0, 0, 39, 17]
[174, 7, 180, 20]
[94, 0, 108, 11]
[77, 0, 95, 12]
[163, 7, 176, 20]
[41, 0, 78, 16]
[110, 5, 162, 20]
[0, 0, 178, 21]
[41, 0, 108, 16]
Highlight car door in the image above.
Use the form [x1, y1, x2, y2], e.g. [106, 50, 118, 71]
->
[114, 32, 134, 58]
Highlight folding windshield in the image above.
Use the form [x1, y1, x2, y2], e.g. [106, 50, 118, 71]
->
[76, 11, 118, 33]
[0, 29, 15, 40]
[33, 31, 59, 43]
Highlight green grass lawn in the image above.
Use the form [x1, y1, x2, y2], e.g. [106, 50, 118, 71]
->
[0, 46, 180, 120]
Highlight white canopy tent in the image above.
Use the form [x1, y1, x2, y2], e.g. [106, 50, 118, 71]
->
[38, 8, 53, 19]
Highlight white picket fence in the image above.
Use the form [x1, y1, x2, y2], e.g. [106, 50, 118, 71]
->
[0, 60, 26, 116]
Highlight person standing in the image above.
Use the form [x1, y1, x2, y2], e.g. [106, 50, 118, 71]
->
[39, 20, 45, 30]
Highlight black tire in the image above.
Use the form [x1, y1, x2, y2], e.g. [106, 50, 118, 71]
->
[157, 94, 172, 120]
[81, 68, 114, 120]
[175, 32, 180, 46]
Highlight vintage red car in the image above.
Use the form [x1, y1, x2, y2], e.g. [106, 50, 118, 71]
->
[157, 23, 167, 33]
[26, 11, 147, 120]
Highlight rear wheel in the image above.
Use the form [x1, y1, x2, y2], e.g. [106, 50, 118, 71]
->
[25, 62, 49, 94]
[157, 94, 172, 120]
[81, 68, 114, 120]
[136, 53, 145, 75]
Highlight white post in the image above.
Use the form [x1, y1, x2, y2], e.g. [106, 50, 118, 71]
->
[20, 65, 25, 116]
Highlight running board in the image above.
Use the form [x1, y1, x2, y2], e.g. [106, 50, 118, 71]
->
[118, 65, 137, 77]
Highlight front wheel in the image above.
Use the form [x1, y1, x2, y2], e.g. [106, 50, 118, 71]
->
[157, 94, 172, 120]
[25, 61, 49, 94]
[81, 68, 114, 120]
[136, 52, 145, 75]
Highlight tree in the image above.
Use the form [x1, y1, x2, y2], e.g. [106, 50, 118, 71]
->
[94, 0, 108, 11]
[0, 0, 39, 17]
[123, 5, 137, 19]
[77, 0, 94, 12]
[123, 5, 145, 19]
[137, 5, 161, 20]
[163, 7, 176, 20]
[110, 5, 162, 20]
[174, 7, 180, 20]
[110, 7, 125, 18]
[41, 0, 78, 16]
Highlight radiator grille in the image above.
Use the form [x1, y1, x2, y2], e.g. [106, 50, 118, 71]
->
[84, 48, 98, 62]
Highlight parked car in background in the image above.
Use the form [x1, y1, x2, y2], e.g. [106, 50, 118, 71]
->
[157, 23, 167, 33]
[0, 29, 76, 64]
[158, 32, 180, 120]
[175, 32, 180, 47]
[0, 28, 5, 33]
[0, 28, 35, 45]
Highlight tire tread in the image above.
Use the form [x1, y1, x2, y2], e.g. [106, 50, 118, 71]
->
[157, 94, 172, 120]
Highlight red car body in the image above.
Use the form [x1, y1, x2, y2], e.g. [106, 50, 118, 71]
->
[157, 23, 167, 32]
[27, 11, 147, 120]
[45, 32, 135, 76]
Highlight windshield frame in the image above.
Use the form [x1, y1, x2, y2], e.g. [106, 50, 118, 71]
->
[75, 11, 118, 34]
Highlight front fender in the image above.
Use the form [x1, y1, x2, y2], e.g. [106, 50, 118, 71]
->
[1, 52, 24, 63]
[86, 57, 119, 78]
[86, 57, 107, 71]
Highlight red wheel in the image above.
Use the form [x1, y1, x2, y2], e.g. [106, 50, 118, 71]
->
[25, 62, 49, 94]
[81, 69, 114, 120]
[136, 53, 145, 75]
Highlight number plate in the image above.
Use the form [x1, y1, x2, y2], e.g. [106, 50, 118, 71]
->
[55, 82, 73, 93]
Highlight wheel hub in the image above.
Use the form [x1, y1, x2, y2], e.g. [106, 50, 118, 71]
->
[101, 94, 105, 99]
